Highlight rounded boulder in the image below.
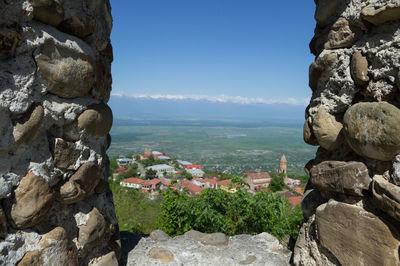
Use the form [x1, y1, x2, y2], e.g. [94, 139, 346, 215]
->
[343, 102, 400, 161]
[78, 103, 113, 136]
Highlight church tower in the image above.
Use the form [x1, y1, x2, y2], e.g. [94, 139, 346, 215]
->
[278, 154, 287, 177]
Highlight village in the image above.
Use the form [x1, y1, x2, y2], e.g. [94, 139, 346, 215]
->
[112, 149, 304, 206]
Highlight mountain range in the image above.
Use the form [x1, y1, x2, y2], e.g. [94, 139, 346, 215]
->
[108, 95, 306, 126]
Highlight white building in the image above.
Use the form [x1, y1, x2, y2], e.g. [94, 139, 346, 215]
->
[177, 160, 192, 168]
[158, 156, 172, 162]
[120, 178, 145, 189]
[117, 158, 133, 167]
[146, 164, 175, 177]
[187, 168, 205, 177]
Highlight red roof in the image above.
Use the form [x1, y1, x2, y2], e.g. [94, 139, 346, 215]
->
[117, 167, 128, 172]
[142, 178, 162, 186]
[179, 180, 203, 194]
[120, 178, 145, 184]
[161, 180, 171, 186]
[204, 178, 217, 185]
[217, 180, 231, 187]
[185, 164, 202, 170]
[278, 190, 303, 206]
[287, 196, 302, 206]
[141, 154, 150, 158]
[294, 187, 304, 195]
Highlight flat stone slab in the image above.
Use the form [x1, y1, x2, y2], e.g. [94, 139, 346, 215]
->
[127, 231, 291, 266]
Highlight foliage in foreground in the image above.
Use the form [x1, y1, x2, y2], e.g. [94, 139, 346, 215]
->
[110, 181, 162, 234]
[157, 188, 303, 241]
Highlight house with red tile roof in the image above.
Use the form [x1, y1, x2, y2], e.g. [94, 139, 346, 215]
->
[203, 178, 217, 189]
[120, 178, 145, 189]
[179, 180, 203, 195]
[285, 177, 301, 186]
[279, 190, 302, 206]
[160, 180, 171, 190]
[140, 154, 151, 160]
[116, 167, 128, 174]
[185, 164, 202, 170]
[293, 187, 304, 195]
[141, 178, 162, 193]
[287, 196, 302, 206]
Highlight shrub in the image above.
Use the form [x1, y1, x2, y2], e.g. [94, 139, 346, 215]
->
[157, 188, 302, 241]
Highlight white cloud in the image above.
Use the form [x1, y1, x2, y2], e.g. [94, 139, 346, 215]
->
[111, 93, 309, 106]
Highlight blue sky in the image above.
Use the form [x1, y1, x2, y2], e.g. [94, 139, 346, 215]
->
[110, 0, 316, 105]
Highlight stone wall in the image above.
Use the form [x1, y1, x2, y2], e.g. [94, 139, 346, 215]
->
[0, 1, 118, 265]
[295, 0, 400, 265]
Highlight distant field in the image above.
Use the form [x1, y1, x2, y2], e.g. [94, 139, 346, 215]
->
[108, 120, 317, 176]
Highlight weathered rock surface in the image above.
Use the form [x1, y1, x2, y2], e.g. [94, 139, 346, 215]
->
[310, 161, 371, 197]
[148, 247, 175, 263]
[312, 107, 343, 151]
[293, 215, 338, 266]
[36, 44, 94, 98]
[184, 230, 229, 247]
[0, 109, 13, 151]
[372, 175, 400, 221]
[78, 103, 113, 136]
[90, 251, 118, 266]
[361, 3, 400, 25]
[324, 18, 357, 50]
[32, 0, 64, 27]
[303, 120, 318, 146]
[59, 162, 101, 204]
[78, 207, 106, 247]
[301, 188, 325, 220]
[38, 227, 77, 265]
[17, 250, 42, 266]
[392, 154, 400, 185]
[0, 206, 7, 238]
[308, 52, 337, 92]
[316, 200, 400, 266]
[127, 230, 291, 266]
[343, 102, 400, 161]
[351, 51, 369, 86]
[10, 172, 54, 229]
[150, 229, 171, 242]
[53, 138, 80, 170]
[314, 0, 339, 26]
[13, 105, 44, 147]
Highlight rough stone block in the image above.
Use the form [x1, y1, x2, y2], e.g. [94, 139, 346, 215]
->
[316, 200, 399, 266]
[10, 172, 54, 229]
[310, 161, 371, 197]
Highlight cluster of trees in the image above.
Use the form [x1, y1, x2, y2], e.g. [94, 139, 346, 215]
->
[157, 188, 302, 241]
